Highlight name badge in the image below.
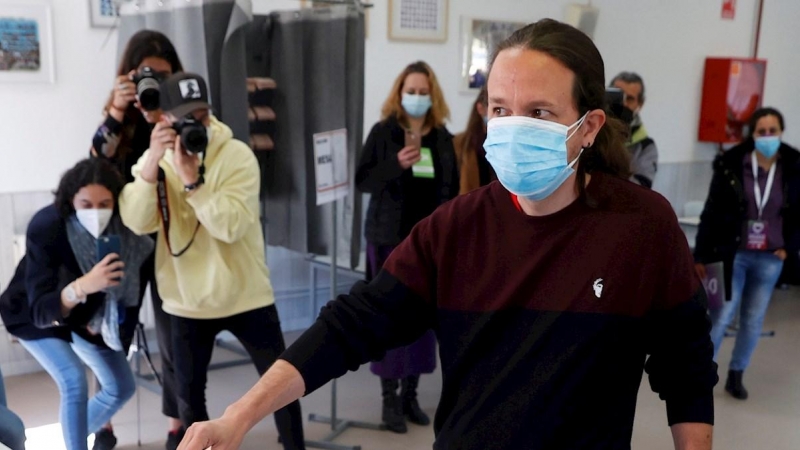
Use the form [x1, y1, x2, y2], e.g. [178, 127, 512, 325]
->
[746, 220, 768, 250]
[412, 147, 435, 179]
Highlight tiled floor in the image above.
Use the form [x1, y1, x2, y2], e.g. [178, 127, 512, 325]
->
[6, 288, 800, 449]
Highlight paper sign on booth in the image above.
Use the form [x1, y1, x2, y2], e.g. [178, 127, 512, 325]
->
[313, 128, 350, 206]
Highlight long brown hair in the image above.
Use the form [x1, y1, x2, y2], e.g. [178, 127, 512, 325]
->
[105, 30, 184, 115]
[463, 86, 488, 159]
[103, 30, 183, 161]
[381, 61, 450, 130]
[489, 19, 631, 199]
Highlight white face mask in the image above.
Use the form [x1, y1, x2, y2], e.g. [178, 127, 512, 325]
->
[76, 208, 113, 239]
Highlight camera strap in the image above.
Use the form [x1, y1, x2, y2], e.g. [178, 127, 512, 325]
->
[157, 167, 201, 257]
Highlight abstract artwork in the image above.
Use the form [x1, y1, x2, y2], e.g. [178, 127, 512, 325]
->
[0, 3, 54, 83]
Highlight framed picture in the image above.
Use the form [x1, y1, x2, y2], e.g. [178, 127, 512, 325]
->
[460, 17, 525, 91]
[89, 0, 119, 28]
[388, 0, 447, 43]
[0, 2, 55, 83]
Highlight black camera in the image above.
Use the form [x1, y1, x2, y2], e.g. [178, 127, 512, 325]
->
[605, 87, 634, 126]
[173, 115, 208, 155]
[132, 67, 163, 111]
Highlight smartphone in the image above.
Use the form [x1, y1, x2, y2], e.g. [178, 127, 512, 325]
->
[404, 129, 422, 150]
[96, 235, 121, 261]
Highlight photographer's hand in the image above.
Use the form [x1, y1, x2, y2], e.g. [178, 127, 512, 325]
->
[109, 70, 136, 122]
[174, 137, 201, 188]
[140, 118, 177, 183]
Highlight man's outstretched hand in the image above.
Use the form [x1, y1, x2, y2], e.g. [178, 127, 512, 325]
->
[177, 416, 245, 450]
[177, 360, 307, 449]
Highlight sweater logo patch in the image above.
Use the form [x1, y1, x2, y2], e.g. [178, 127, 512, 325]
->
[593, 278, 604, 298]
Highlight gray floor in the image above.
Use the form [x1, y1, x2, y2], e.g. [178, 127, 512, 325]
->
[5, 288, 800, 449]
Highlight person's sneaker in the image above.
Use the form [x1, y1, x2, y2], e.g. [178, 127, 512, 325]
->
[166, 428, 185, 450]
[92, 428, 117, 450]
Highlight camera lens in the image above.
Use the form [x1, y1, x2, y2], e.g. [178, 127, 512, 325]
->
[173, 115, 209, 155]
[137, 77, 160, 111]
[182, 126, 208, 155]
[174, 118, 208, 155]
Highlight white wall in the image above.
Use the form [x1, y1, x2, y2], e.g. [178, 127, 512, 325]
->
[252, 0, 301, 14]
[2, 0, 799, 195]
[759, 0, 800, 137]
[0, 0, 118, 194]
[361, 0, 799, 165]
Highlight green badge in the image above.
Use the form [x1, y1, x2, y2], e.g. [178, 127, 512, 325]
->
[412, 147, 435, 179]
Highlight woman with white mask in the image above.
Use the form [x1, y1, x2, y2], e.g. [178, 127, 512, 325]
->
[355, 60, 458, 433]
[0, 158, 153, 450]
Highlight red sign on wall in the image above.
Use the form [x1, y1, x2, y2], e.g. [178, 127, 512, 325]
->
[722, 0, 736, 19]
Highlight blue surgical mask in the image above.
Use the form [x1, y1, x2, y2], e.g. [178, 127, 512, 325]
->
[754, 136, 780, 159]
[484, 114, 587, 201]
[402, 93, 432, 118]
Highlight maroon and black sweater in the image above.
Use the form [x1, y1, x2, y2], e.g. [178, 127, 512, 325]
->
[282, 172, 718, 449]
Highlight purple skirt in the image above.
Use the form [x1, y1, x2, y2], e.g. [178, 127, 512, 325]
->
[366, 242, 437, 379]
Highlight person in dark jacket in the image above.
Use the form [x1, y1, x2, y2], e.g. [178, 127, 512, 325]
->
[90, 29, 186, 449]
[0, 158, 153, 450]
[695, 107, 800, 400]
[0, 364, 25, 450]
[356, 60, 458, 433]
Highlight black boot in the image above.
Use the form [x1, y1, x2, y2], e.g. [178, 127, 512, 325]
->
[166, 428, 185, 450]
[92, 428, 117, 450]
[381, 378, 407, 433]
[401, 375, 431, 426]
[725, 370, 749, 400]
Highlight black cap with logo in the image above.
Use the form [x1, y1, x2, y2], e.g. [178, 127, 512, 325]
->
[159, 73, 211, 118]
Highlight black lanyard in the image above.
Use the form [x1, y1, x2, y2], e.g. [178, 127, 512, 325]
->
[156, 167, 201, 257]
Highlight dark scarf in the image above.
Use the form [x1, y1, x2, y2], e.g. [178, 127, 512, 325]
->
[66, 214, 153, 350]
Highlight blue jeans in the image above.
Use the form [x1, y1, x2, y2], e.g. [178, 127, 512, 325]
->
[710, 250, 783, 371]
[20, 334, 136, 450]
[0, 366, 26, 450]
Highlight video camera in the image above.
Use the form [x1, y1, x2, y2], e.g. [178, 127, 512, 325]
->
[605, 87, 634, 126]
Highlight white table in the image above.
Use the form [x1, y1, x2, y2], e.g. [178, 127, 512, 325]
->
[678, 217, 700, 250]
